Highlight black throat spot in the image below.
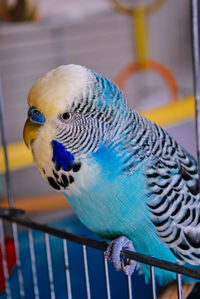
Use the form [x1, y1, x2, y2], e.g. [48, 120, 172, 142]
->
[47, 161, 82, 190]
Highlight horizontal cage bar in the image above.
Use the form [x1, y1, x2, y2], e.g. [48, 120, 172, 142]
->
[1, 213, 200, 281]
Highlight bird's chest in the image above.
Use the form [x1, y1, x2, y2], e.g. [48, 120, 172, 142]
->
[65, 162, 150, 238]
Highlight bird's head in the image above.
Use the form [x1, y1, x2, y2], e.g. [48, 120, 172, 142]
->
[24, 65, 92, 148]
[23, 64, 128, 190]
[24, 64, 127, 150]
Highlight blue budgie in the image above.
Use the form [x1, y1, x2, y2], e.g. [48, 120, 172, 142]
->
[23, 65, 199, 297]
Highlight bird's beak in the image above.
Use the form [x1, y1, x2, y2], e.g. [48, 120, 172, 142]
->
[23, 119, 41, 149]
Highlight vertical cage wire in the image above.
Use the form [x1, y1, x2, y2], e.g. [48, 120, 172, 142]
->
[0, 84, 25, 297]
[192, 0, 200, 192]
[28, 229, 40, 299]
[176, 274, 182, 299]
[82, 245, 91, 299]
[12, 223, 25, 298]
[127, 275, 133, 299]
[63, 239, 73, 299]
[44, 233, 56, 299]
[0, 82, 14, 208]
[0, 219, 11, 299]
[104, 256, 111, 299]
[150, 266, 157, 299]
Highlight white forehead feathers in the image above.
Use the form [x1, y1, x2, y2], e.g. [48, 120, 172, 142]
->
[28, 64, 94, 117]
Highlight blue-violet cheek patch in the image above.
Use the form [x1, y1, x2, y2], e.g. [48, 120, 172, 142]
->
[52, 140, 74, 171]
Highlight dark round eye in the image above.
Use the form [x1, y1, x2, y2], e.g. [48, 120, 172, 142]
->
[33, 109, 39, 114]
[61, 112, 71, 121]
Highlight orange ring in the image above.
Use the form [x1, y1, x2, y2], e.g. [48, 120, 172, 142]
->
[110, 0, 167, 15]
[114, 61, 179, 103]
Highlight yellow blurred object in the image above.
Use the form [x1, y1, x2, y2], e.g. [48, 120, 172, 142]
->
[0, 95, 195, 174]
[0, 0, 40, 22]
[0, 193, 71, 214]
[0, 141, 33, 173]
[133, 6, 149, 68]
[141, 95, 195, 127]
[110, 0, 178, 102]
[110, 0, 167, 15]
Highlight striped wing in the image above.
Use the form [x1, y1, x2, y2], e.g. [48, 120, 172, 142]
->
[146, 130, 200, 265]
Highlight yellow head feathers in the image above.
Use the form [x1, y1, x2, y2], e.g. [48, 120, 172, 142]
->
[28, 64, 91, 119]
[24, 64, 92, 150]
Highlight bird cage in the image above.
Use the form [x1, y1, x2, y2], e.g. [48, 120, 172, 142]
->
[1, 1, 200, 299]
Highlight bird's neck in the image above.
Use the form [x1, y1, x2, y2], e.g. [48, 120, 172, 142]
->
[105, 109, 153, 173]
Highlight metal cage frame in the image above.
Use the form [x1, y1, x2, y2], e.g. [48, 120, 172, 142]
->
[1, 1, 200, 298]
[1, 212, 200, 299]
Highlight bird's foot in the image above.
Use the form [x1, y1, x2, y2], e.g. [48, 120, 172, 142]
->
[104, 236, 137, 276]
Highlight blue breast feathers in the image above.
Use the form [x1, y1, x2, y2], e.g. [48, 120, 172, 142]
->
[52, 140, 74, 171]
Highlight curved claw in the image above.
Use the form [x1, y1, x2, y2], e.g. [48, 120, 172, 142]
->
[104, 236, 137, 276]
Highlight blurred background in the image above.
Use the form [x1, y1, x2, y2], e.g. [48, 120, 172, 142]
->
[0, 1, 199, 298]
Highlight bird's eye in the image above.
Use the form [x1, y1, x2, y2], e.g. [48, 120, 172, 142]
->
[33, 109, 39, 114]
[60, 112, 71, 122]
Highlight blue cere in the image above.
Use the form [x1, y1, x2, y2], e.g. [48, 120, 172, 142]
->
[52, 140, 74, 171]
[28, 107, 45, 124]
